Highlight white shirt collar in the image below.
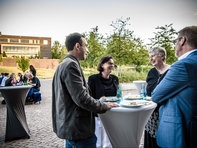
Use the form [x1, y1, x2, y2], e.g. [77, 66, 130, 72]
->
[178, 49, 197, 60]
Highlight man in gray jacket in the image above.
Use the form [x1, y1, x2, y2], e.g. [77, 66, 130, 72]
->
[52, 32, 119, 148]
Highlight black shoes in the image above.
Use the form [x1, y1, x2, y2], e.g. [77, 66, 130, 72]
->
[25, 96, 34, 105]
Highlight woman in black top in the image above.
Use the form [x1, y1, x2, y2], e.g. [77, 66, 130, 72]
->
[144, 47, 170, 148]
[29, 65, 36, 76]
[88, 56, 119, 148]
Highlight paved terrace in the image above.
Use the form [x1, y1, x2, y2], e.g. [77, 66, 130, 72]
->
[0, 79, 144, 148]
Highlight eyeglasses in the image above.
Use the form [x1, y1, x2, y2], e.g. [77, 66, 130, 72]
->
[173, 37, 182, 45]
[149, 54, 156, 59]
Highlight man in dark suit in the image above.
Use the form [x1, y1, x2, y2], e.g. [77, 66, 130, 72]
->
[52, 33, 119, 148]
[152, 26, 197, 148]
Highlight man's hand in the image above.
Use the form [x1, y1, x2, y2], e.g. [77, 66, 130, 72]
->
[105, 102, 119, 110]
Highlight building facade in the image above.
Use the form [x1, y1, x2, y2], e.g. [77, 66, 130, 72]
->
[0, 32, 51, 58]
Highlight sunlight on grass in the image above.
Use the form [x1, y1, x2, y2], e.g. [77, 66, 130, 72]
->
[0, 66, 148, 82]
[0, 67, 55, 79]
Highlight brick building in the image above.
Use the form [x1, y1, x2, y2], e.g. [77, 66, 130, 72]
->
[0, 32, 51, 58]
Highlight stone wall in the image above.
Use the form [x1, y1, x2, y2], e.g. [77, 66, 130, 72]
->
[0, 58, 60, 69]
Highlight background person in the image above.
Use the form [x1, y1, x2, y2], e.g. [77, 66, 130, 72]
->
[144, 47, 170, 148]
[0, 72, 5, 86]
[0, 73, 9, 87]
[88, 56, 119, 148]
[18, 72, 28, 83]
[26, 73, 41, 103]
[29, 65, 36, 76]
[152, 26, 197, 148]
[52, 32, 119, 148]
[1, 73, 17, 104]
[5, 73, 18, 86]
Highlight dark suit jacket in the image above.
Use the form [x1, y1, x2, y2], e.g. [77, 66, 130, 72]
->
[152, 50, 197, 148]
[52, 54, 108, 140]
[5, 78, 12, 86]
[88, 73, 119, 99]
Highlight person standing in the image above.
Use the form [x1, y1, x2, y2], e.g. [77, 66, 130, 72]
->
[52, 32, 119, 148]
[29, 65, 36, 76]
[88, 56, 119, 148]
[152, 26, 197, 148]
[144, 47, 170, 148]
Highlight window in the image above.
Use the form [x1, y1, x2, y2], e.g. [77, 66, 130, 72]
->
[10, 39, 19, 43]
[2, 45, 40, 57]
[33, 40, 40, 44]
[21, 39, 29, 43]
[43, 40, 48, 45]
[0, 38, 8, 42]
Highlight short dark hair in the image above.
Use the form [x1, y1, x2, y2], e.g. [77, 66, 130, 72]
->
[4, 73, 9, 76]
[65, 32, 84, 51]
[97, 56, 113, 72]
[178, 26, 197, 48]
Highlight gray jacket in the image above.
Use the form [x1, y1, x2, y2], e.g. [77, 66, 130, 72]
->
[52, 54, 108, 140]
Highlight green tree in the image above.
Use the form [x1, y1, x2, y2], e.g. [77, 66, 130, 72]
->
[60, 45, 67, 62]
[0, 54, 3, 62]
[16, 56, 30, 73]
[37, 51, 41, 59]
[107, 17, 133, 66]
[130, 37, 149, 72]
[51, 41, 62, 59]
[148, 24, 178, 64]
[2, 51, 7, 57]
[106, 17, 148, 73]
[82, 26, 105, 68]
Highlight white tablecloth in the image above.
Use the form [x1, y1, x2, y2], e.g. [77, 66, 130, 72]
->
[99, 101, 157, 148]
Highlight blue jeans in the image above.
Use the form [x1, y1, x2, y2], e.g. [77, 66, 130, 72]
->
[65, 134, 97, 148]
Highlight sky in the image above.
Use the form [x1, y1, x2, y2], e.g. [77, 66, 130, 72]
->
[0, 0, 197, 45]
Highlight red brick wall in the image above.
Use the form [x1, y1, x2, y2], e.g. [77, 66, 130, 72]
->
[0, 58, 60, 69]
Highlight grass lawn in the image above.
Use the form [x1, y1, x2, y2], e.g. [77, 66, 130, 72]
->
[0, 66, 55, 79]
[0, 66, 148, 82]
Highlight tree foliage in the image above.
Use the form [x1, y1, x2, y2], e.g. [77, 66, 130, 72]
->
[148, 24, 178, 64]
[106, 17, 149, 73]
[51, 41, 62, 59]
[81, 26, 105, 68]
[2, 51, 7, 57]
[60, 45, 67, 62]
[16, 56, 30, 73]
[0, 54, 3, 62]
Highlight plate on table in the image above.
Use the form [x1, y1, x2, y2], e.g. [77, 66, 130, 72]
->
[146, 96, 152, 101]
[100, 96, 120, 102]
[120, 100, 151, 107]
[123, 94, 141, 100]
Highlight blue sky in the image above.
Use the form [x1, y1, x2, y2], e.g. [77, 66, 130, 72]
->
[0, 0, 196, 45]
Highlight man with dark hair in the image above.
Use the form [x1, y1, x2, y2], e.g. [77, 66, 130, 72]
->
[152, 26, 197, 148]
[52, 32, 118, 148]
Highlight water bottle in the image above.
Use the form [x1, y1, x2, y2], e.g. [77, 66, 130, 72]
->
[140, 83, 146, 100]
[116, 85, 122, 104]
